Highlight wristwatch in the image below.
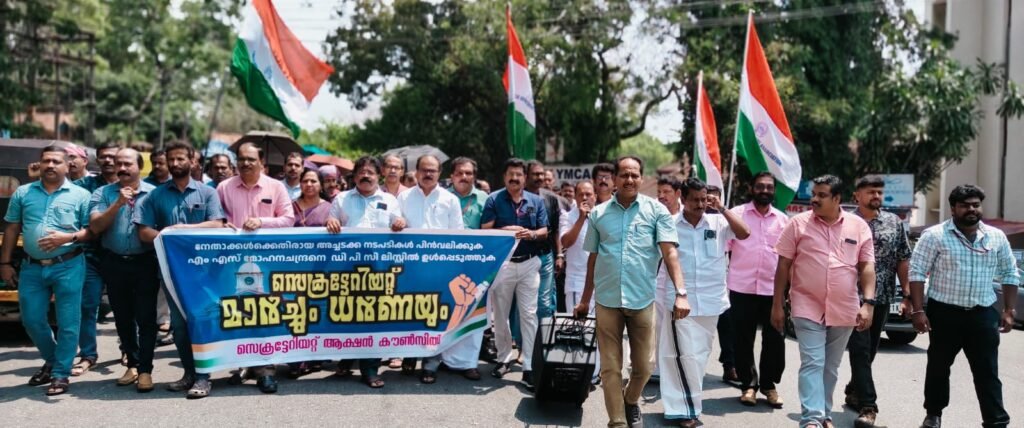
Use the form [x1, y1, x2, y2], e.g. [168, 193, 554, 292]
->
[675, 288, 687, 297]
[862, 298, 877, 306]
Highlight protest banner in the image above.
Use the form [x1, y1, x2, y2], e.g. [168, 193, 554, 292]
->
[155, 228, 517, 373]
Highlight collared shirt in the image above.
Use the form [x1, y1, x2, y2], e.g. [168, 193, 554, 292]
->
[583, 194, 678, 310]
[216, 174, 295, 228]
[4, 179, 91, 260]
[667, 213, 736, 317]
[383, 183, 409, 198]
[776, 211, 875, 327]
[856, 209, 912, 304]
[90, 181, 155, 255]
[481, 189, 549, 258]
[73, 174, 118, 194]
[143, 175, 170, 187]
[536, 188, 571, 255]
[909, 220, 1021, 308]
[727, 202, 789, 296]
[450, 186, 488, 229]
[559, 205, 590, 293]
[329, 188, 401, 228]
[281, 178, 301, 200]
[134, 178, 225, 230]
[398, 186, 464, 230]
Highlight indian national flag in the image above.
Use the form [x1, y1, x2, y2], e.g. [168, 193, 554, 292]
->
[735, 13, 801, 209]
[693, 71, 723, 190]
[230, 0, 334, 137]
[502, 6, 536, 159]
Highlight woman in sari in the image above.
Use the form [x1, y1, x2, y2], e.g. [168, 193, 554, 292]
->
[287, 169, 332, 378]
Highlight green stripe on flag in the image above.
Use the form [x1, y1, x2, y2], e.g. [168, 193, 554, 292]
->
[507, 103, 535, 159]
[736, 113, 795, 209]
[230, 40, 302, 138]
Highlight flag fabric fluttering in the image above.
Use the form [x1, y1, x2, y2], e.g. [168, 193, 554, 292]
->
[502, 5, 536, 160]
[732, 12, 801, 209]
[694, 71, 724, 191]
[230, 0, 334, 138]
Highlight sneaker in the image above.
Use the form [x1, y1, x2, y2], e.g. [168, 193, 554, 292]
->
[186, 378, 212, 399]
[625, 403, 644, 428]
[521, 371, 535, 391]
[920, 414, 941, 428]
[491, 362, 511, 379]
[854, 408, 877, 428]
[739, 388, 757, 406]
[763, 389, 783, 408]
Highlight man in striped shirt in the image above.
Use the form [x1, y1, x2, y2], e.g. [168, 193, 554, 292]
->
[909, 184, 1020, 428]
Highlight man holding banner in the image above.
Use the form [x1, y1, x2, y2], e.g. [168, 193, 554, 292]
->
[135, 141, 226, 399]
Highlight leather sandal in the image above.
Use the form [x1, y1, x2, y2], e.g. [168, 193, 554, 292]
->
[28, 364, 53, 386]
[420, 370, 437, 384]
[70, 357, 96, 377]
[361, 375, 384, 388]
[46, 378, 69, 396]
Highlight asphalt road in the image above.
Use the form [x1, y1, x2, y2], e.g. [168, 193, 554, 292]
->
[1, 321, 1021, 427]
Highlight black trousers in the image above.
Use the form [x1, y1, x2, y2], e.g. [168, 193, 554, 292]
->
[924, 299, 1008, 427]
[717, 308, 735, 369]
[845, 300, 889, 411]
[100, 252, 160, 374]
[730, 290, 785, 391]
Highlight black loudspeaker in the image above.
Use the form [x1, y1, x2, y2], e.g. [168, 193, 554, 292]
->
[531, 314, 597, 407]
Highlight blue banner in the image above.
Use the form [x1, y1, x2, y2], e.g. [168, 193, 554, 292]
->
[155, 228, 516, 373]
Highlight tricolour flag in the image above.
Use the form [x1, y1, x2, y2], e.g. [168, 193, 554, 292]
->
[502, 5, 536, 159]
[694, 71, 723, 190]
[230, 0, 334, 137]
[735, 13, 801, 209]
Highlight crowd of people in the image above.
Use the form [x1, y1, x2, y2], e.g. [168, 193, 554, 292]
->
[0, 143, 1019, 428]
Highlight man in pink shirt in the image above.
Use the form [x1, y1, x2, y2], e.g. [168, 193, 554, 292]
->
[216, 142, 295, 393]
[771, 175, 876, 428]
[728, 172, 789, 408]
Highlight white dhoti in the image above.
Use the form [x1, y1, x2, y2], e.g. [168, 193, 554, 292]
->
[441, 329, 484, 370]
[659, 313, 719, 421]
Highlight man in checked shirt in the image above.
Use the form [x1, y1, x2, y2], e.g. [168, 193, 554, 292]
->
[909, 184, 1020, 428]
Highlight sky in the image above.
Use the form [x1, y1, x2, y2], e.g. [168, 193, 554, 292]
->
[274, 0, 926, 143]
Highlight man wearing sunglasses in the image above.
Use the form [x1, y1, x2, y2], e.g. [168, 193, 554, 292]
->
[909, 184, 1020, 428]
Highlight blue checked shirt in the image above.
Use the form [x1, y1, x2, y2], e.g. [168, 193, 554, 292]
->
[909, 220, 1021, 308]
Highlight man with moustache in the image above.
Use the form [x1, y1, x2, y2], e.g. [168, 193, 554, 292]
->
[381, 154, 409, 197]
[730, 172, 789, 408]
[592, 163, 615, 204]
[909, 185, 1019, 428]
[144, 149, 171, 186]
[660, 178, 750, 428]
[88, 148, 159, 392]
[326, 155, 406, 388]
[703, 184, 737, 382]
[135, 141, 226, 399]
[281, 152, 304, 200]
[575, 156, 688, 428]
[482, 158, 548, 391]
[526, 160, 570, 321]
[71, 141, 120, 377]
[206, 153, 235, 188]
[318, 164, 342, 201]
[217, 142, 294, 394]
[65, 144, 91, 181]
[843, 176, 913, 427]
[653, 177, 683, 381]
[1, 145, 93, 396]
[398, 155, 465, 383]
[190, 150, 211, 183]
[543, 169, 555, 191]
[559, 181, 575, 202]
[558, 179, 600, 382]
[772, 175, 877, 428]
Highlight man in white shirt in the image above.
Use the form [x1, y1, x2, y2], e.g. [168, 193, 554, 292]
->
[325, 155, 406, 389]
[661, 178, 750, 428]
[653, 177, 683, 381]
[397, 155, 465, 384]
[560, 180, 600, 383]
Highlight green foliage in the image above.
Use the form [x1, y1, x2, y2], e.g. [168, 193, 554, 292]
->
[296, 121, 365, 160]
[615, 133, 675, 174]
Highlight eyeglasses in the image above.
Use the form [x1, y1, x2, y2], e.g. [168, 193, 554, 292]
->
[595, 175, 613, 181]
[754, 184, 775, 191]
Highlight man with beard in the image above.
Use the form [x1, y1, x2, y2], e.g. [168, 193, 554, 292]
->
[144, 149, 171, 186]
[71, 141, 120, 377]
[382, 154, 409, 197]
[326, 155, 406, 389]
[592, 163, 615, 204]
[909, 185, 1019, 428]
[1, 145, 93, 396]
[217, 142, 294, 394]
[281, 152, 304, 200]
[88, 148, 158, 392]
[318, 165, 342, 201]
[66, 144, 91, 181]
[525, 160, 570, 321]
[772, 175, 876, 428]
[135, 141, 226, 399]
[730, 172, 789, 408]
[206, 153, 235, 188]
[559, 181, 575, 203]
[660, 178, 749, 428]
[843, 176, 912, 427]
[482, 158, 548, 391]
[398, 155, 465, 383]
[574, 156, 686, 428]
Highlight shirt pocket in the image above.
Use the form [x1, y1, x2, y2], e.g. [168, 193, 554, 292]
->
[840, 237, 861, 266]
[633, 221, 656, 245]
[186, 202, 208, 223]
[765, 222, 784, 250]
[49, 202, 80, 231]
[704, 236, 723, 258]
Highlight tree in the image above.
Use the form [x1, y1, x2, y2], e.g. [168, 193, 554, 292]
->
[615, 133, 675, 175]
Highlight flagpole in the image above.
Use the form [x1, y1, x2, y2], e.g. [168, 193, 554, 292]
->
[694, 70, 703, 181]
[726, 10, 753, 208]
[506, 3, 517, 157]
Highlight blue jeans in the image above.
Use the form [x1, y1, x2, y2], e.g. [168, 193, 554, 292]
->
[166, 283, 209, 380]
[78, 254, 104, 360]
[18, 257, 86, 379]
[793, 317, 854, 428]
[536, 252, 556, 319]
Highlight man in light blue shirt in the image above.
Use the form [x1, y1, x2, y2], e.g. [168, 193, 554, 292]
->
[574, 156, 687, 428]
[1, 145, 93, 396]
[89, 148, 159, 392]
